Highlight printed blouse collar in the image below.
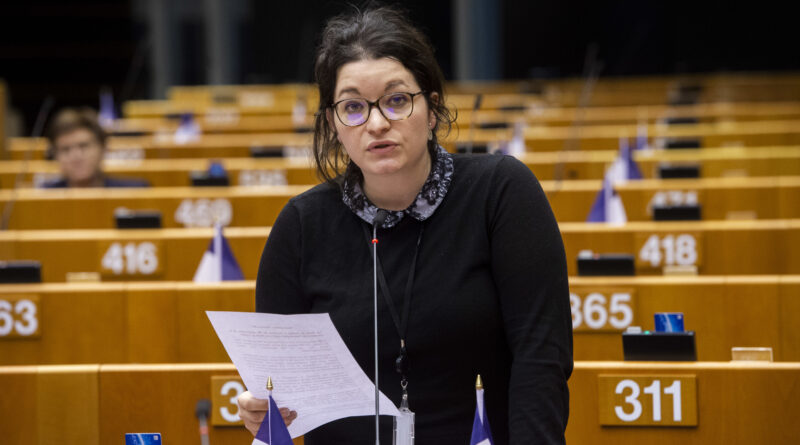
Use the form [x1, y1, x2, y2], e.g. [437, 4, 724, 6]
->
[342, 146, 454, 228]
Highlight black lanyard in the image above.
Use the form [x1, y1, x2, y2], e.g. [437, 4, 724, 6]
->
[362, 220, 425, 389]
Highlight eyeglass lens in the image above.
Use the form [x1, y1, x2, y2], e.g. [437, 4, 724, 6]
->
[336, 92, 415, 126]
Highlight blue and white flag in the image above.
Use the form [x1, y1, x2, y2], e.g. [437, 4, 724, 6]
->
[587, 178, 627, 224]
[606, 137, 643, 184]
[470, 383, 494, 445]
[506, 121, 527, 157]
[174, 113, 201, 144]
[193, 224, 244, 282]
[253, 394, 293, 445]
[99, 88, 116, 129]
[635, 121, 649, 151]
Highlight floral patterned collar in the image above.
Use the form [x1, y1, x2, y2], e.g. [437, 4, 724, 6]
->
[342, 146, 454, 228]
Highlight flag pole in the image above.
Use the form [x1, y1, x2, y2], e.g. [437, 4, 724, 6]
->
[267, 377, 273, 445]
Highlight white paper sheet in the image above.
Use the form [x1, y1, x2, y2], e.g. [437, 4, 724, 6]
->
[206, 311, 399, 438]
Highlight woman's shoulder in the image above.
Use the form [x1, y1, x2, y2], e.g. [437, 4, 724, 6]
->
[451, 152, 536, 183]
[286, 181, 344, 214]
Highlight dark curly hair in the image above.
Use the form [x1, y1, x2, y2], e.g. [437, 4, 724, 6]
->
[312, 5, 455, 185]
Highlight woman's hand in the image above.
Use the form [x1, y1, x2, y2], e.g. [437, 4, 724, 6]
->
[237, 390, 298, 436]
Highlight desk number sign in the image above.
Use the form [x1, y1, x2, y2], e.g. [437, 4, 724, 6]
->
[210, 376, 245, 426]
[0, 295, 40, 339]
[98, 240, 164, 278]
[598, 375, 697, 427]
[570, 288, 636, 332]
[636, 232, 703, 272]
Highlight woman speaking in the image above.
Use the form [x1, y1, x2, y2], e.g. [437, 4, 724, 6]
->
[238, 6, 572, 444]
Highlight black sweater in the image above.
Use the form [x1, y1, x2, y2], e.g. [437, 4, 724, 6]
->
[256, 154, 573, 445]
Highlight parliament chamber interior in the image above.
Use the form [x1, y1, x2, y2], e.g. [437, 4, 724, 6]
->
[1, 1, 799, 444]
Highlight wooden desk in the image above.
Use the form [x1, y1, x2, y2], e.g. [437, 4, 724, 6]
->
[1, 157, 320, 189]
[0, 186, 305, 230]
[524, 119, 800, 151]
[2, 361, 797, 444]
[1, 277, 798, 365]
[560, 219, 800, 276]
[0, 281, 254, 364]
[4, 143, 799, 189]
[568, 275, 800, 361]
[458, 101, 800, 128]
[566, 361, 800, 444]
[0, 363, 301, 445]
[106, 101, 800, 137]
[0, 220, 798, 282]
[0, 227, 269, 282]
[2, 177, 798, 230]
[9, 119, 800, 161]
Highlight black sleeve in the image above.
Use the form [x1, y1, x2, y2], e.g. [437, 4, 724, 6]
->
[255, 200, 312, 314]
[488, 156, 573, 444]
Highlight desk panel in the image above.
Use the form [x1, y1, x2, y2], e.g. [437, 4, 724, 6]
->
[567, 361, 800, 444]
[2, 178, 798, 230]
[1, 221, 798, 282]
[1, 277, 798, 365]
[2, 362, 797, 444]
[4, 146, 800, 189]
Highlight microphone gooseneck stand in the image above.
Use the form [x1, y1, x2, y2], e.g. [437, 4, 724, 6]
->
[372, 210, 389, 445]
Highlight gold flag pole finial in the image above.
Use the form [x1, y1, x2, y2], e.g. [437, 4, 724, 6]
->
[475, 374, 483, 390]
[267, 376, 274, 391]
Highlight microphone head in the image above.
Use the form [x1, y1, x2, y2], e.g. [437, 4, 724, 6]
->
[373, 209, 389, 227]
[195, 398, 211, 420]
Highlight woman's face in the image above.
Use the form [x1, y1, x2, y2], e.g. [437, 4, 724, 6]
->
[332, 57, 436, 180]
[53, 128, 104, 186]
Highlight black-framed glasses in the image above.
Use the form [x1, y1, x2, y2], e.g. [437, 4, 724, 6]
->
[331, 91, 426, 127]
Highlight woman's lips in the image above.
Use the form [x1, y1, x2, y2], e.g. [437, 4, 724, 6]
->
[368, 142, 398, 153]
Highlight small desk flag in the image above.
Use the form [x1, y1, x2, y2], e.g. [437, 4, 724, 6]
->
[99, 87, 116, 129]
[587, 179, 627, 224]
[253, 393, 293, 445]
[606, 137, 643, 184]
[470, 375, 494, 445]
[174, 113, 201, 144]
[193, 224, 244, 282]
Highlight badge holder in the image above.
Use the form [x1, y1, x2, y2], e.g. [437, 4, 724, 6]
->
[392, 384, 414, 445]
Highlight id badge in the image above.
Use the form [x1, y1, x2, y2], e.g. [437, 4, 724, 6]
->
[392, 393, 414, 445]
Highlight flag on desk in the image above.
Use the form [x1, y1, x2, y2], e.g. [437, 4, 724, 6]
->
[193, 224, 244, 282]
[99, 87, 116, 129]
[253, 394, 293, 445]
[470, 375, 494, 445]
[587, 178, 627, 224]
[635, 121, 650, 151]
[174, 113, 201, 144]
[606, 137, 642, 184]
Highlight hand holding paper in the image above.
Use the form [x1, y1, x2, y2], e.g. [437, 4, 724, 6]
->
[206, 311, 399, 438]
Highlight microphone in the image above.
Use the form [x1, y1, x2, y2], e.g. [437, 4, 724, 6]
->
[195, 398, 211, 445]
[372, 209, 388, 445]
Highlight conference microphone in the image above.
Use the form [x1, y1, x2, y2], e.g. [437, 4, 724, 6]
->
[372, 209, 389, 445]
[195, 399, 211, 445]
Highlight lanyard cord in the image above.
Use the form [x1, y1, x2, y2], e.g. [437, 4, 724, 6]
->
[362, 221, 425, 386]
